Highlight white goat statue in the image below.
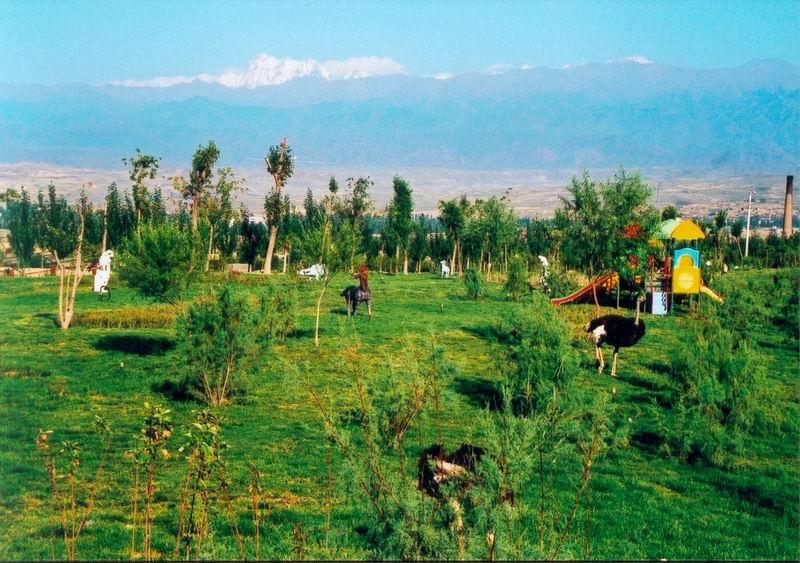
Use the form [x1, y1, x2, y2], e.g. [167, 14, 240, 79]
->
[298, 263, 326, 280]
[440, 260, 450, 278]
[93, 250, 113, 294]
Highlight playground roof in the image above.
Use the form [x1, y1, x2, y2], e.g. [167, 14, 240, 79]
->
[658, 218, 706, 240]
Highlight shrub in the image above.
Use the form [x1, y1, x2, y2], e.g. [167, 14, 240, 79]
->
[71, 306, 176, 328]
[119, 223, 198, 303]
[464, 266, 482, 299]
[492, 293, 578, 414]
[669, 313, 776, 467]
[258, 283, 297, 342]
[504, 254, 528, 300]
[177, 285, 268, 406]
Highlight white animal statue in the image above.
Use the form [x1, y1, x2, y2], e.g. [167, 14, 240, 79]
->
[298, 263, 326, 280]
[93, 250, 114, 293]
[440, 260, 450, 278]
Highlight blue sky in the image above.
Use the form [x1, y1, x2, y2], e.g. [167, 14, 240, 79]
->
[1, 0, 798, 85]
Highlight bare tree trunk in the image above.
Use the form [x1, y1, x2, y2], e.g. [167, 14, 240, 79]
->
[101, 207, 107, 253]
[403, 249, 408, 274]
[191, 196, 199, 232]
[282, 247, 288, 274]
[58, 214, 89, 330]
[263, 225, 277, 274]
[314, 277, 331, 348]
[450, 239, 457, 273]
[395, 245, 400, 274]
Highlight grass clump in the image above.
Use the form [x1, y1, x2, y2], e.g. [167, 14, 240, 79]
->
[464, 266, 482, 300]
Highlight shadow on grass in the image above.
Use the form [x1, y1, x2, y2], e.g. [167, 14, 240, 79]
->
[453, 376, 503, 410]
[644, 360, 672, 375]
[615, 373, 671, 392]
[95, 334, 175, 356]
[630, 429, 667, 454]
[460, 324, 496, 342]
[34, 311, 59, 327]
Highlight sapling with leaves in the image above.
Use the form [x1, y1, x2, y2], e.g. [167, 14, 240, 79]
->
[174, 410, 244, 560]
[35, 416, 112, 561]
[126, 403, 173, 560]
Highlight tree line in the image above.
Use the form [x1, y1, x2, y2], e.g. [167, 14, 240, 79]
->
[1, 140, 797, 280]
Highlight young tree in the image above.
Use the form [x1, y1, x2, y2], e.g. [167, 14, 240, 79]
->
[3, 188, 36, 267]
[174, 141, 220, 232]
[122, 149, 161, 230]
[198, 167, 244, 271]
[438, 195, 469, 274]
[262, 138, 294, 274]
[387, 176, 414, 274]
[43, 189, 96, 329]
[104, 182, 136, 251]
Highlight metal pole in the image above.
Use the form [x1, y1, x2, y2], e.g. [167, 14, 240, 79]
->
[744, 191, 755, 257]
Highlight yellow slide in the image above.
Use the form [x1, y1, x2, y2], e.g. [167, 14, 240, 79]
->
[699, 285, 725, 304]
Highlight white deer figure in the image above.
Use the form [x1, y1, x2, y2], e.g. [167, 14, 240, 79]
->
[440, 260, 450, 278]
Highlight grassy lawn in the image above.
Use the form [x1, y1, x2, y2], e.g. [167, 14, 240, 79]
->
[0, 271, 797, 560]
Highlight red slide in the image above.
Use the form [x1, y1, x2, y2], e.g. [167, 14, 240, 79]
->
[550, 272, 615, 306]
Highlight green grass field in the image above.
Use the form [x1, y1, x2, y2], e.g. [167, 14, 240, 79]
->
[0, 271, 797, 560]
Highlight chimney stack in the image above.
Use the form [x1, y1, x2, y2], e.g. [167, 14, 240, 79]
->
[783, 175, 794, 238]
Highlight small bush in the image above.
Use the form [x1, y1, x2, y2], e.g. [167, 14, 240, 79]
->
[492, 293, 578, 414]
[119, 223, 199, 303]
[669, 312, 777, 467]
[72, 306, 176, 328]
[504, 254, 528, 300]
[177, 285, 268, 406]
[464, 266, 482, 299]
[258, 284, 297, 342]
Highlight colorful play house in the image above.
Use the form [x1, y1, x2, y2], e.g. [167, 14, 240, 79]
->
[650, 217, 722, 314]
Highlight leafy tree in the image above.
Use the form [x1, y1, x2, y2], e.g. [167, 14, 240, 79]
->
[173, 141, 220, 232]
[35, 184, 79, 262]
[660, 205, 679, 220]
[387, 176, 414, 274]
[408, 218, 431, 273]
[474, 195, 518, 274]
[504, 254, 528, 301]
[104, 182, 136, 250]
[198, 167, 244, 271]
[3, 188, 36, 266]
[122, 149, 161, 229]
[263, 138, 294, 274]
[555, 169, 658, 313]
[119, 223, 198, 303]
[438, 195, 470, 274]
[239, 215, 267, 271]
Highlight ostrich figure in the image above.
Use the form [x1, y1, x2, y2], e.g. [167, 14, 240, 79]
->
[585, 294, 646, 376]
[341, 264, 372, 317]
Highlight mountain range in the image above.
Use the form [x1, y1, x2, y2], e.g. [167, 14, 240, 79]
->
[1, 59, 797, 172]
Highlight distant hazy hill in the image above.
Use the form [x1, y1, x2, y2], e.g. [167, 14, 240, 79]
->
[1, 59, 797, 171]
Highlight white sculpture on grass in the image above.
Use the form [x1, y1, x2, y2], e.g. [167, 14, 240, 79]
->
[93, 250, 114, 294]
[298, 263, 326, 280]
[440, 260, 450, 278]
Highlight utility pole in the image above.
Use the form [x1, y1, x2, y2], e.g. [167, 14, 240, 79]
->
[745, 191, 756, 257]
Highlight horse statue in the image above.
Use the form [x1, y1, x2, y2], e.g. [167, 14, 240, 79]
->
[298, 263, 326, 280]
[341, 264, 372, 318]
[440, 260, 450, 278]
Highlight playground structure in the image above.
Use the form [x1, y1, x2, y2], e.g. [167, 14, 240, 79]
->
[550, 272, 619, 306]
[551, 217, 724, 311]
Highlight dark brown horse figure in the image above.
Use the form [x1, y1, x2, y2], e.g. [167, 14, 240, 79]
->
[341, 264, 372, 317]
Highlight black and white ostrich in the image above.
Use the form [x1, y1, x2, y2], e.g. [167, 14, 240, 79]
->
[584, 294, 646, 376]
